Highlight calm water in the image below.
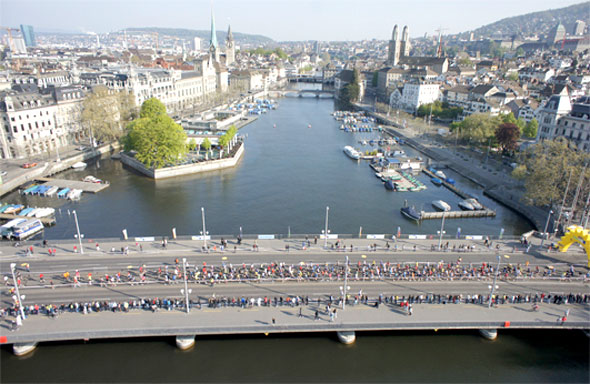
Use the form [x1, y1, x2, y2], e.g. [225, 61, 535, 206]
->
[2, 98, 587, 383]
[7, 97, 530, 240]
[2, 330, 588, 383]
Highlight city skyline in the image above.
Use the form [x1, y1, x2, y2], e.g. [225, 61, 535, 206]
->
[1, 0, 587, 41]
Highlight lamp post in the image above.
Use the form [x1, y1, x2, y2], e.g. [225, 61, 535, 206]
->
[200, 207, 208, 249]
[438, 211, 446, 251]
[323, 206, 330, 249]
[488, 254, 509, 308]
[339, 255, 350, 310]
[10, 263, 26, 320]
[181, 258, 192, 314]
[540, 210, 553, 247]
[72, 210, 83, 254]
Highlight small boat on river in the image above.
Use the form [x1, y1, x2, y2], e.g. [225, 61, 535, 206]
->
[465, 198, 484, 210]
[432, 200, 451, 212]
[401, 205, 422, 222]
[458, 200, 475, 211]
[343, 146, 361, 160]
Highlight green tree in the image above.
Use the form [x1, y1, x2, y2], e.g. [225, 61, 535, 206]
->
[188, 138, 197, 151]
[82, 85, 137, 142]
[124, 99, 187, 169]
[495, 123, 520, 151]
[455, 113, 501, 144]
[459, 57, 472, 66]
[502, 112, 517, 125]
[202, 138, 212, 160]
[515, 47, 525, 57]
[523, 118, 538, 138]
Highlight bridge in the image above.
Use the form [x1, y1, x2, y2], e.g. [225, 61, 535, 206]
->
[1, 236, 588, 354]
[287, 75, 324, 84]
[268, 89, 334, 98]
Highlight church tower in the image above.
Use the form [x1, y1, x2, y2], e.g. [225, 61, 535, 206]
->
[209, 9, 220, 63]
[388, 25, 401, 66]
[400, 25, 410, 57]
[225, 24, 235, 66]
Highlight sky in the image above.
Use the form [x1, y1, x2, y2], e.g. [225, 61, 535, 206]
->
[1, 0, 586, 41]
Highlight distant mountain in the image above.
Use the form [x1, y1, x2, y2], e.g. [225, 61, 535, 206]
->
[123, 27, 274, 46]
[462, 2, 590, 38]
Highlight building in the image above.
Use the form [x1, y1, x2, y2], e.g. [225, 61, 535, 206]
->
[229, 70, 264, 92]
[398, 81, 440, 112]
[572, 20, 586, 35]
[335, 69, 365, 101]
[546, 23, 566, 44]
[193, 37, 201, 52]
[387, 25, 410, 66]
[0, 90, 60, 159]
[19, 25, 36, 47]
[209, 9, 220, 63]
[555, 96, 590, 152]
[537, 87, 571, 141]
[225, 25, 235, 66]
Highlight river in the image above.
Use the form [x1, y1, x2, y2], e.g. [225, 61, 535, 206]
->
[2, 97, 588, 383]
[5, 97, 531, 240]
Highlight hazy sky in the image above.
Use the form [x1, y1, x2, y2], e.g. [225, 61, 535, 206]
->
[1, 0, 586, 41]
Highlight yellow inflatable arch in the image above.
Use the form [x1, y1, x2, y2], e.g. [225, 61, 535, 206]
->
[557, 225, 590, 267]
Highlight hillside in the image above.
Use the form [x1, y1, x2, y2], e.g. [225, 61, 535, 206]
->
[123, 27, 274, 46]
[462, 2, 590, 38]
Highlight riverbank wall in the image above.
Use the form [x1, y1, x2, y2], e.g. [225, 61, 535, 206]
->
[0, 142, 120, 198]
[120, 141, 244, 179]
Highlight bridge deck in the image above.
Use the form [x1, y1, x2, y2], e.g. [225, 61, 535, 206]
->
[2, 303, 588, 345]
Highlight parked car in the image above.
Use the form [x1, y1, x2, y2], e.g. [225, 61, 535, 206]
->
[76, 146, 87, 151]
[0, 170, 7, 177]
[21, 162, 38, 169]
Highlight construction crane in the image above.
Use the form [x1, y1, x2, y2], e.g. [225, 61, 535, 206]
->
[0, 26, 21, 51]
[434, 27, 449, 58]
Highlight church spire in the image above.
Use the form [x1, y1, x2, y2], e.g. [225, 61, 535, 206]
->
[227, 24, 233, 41]
[210, 8, 218, 49]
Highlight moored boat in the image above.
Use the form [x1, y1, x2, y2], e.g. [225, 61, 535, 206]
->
[458, 200, 475, 211]
[343, 146, 361, 160]
[44, 186, 59, 196]
[67, 189, 82, 200]
[384, 180, 395, 190]
[435, 170, 447, 179]
[401, 206, 422, 222]
[71, 161, 87, 169]
[57, 188, 70, 198]
[11, 219, 44, 240]
[431, 177, 443, 186]
[432, 200, 451, 212]
[465, 198, 484, 210]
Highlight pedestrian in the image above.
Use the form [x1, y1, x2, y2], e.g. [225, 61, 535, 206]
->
[272, 317, 276, 325]
[96, 243, 100, 252]
[314, 310, 319, 320]
[140, 244, 143, 252]
[53, 248, 57, 256]
[299, 307, 303, 317]
[48, 248, 52, 256]
[29, 245, 34, 254]
[16, 314, 22, 329]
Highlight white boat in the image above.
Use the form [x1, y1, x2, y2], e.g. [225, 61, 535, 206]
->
[34, 207, 55, 218]
[435, 170, 447, 179]
[432, 200, 451, 212]
[458, 200, 475, 211]
[45, 186, 59, 196]
[343, 146, 361, 160]
[83, 175, 102, 183]
[375, 172, 382, 178]
[71, 161, 87, 169]
[67, 189, 82, 200]
[465, 198, 484, 210]
[392, 150, 405, 156]
[11, 219, 44, 240]
[26, 208, 40, 217]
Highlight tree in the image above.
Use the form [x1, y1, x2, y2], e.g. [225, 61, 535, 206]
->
[502, 112, 517, 125]
[341, 69, 360, 106]
[124, 99, 187, 169]
[511, 164, 527, 180]
[520, 139, 590, 207]
[523, 118, 538, 139]
[188, 139, 197, 151]
[495, 123, 520, 152]
[507, 72, 519, 82]
[455, 113, 501, 144]
[202, 138, 212, 160]
[82, 86, 137, 142]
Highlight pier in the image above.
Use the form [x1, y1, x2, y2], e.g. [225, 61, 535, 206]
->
[421, 209, 496, 220]
[0, 212, 56, 225]
[35, 177, 109, 193]
[422, 168, 474, 200]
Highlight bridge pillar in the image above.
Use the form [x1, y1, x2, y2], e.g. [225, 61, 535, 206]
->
[13, 342, 38, 356]
[175, 335, 195, 350]
[479, 329, 498, 340]
[337, 331, 356, 344]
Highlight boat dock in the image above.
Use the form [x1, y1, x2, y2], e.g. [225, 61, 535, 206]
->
[35, 178, 109, 193]
[0, 213, 56, 225]
[381, 170, 415, 190]
[422, 169, 474, 201]
[420, 209, 496, 220]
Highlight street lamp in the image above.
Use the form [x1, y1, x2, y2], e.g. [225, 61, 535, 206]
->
[180, 258, 192, 314]
[339, 255, 350, 310]
[323, 206, 330, 249]
[200, 207, 208, 249]
[540, 210, 553, 247]
[10, 263, 26, 320]
[438, 211, 446, 251]
[488, 254, 509, 308]
[73, 210, 84, 254]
